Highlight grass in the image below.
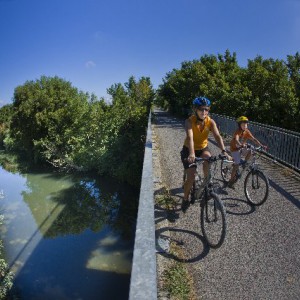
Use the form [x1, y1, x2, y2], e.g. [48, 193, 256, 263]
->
[155, 188, 197, 300]
[155, 188, 177, 210]
[163, 241, 196, 300]
[281, 168, 293, 177]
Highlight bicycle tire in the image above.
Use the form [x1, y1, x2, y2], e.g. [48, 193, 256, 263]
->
[244, 170, 269, 206]
[221, 159, 232, 183]
[200, 192, 227, 248]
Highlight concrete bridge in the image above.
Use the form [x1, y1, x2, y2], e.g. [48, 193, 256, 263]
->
[130, 108, 300, 300]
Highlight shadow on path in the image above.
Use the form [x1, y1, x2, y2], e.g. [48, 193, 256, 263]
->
[222, 197, 256, 216]
[155, 227, 210, 263]
[269, 179, 300, 209]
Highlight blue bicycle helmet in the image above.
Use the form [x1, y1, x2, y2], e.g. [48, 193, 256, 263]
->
[193, 96, 211, 107]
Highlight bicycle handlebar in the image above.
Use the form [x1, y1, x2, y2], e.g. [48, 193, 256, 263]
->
[186, 154, 229, 168]
[245, 144, 268, 152]
[194, 154, 228, 163]
[246, 144, 261, 150]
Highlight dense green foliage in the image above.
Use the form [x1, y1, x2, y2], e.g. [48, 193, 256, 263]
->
[0, 75, 154, 186]
[0, 104, 13, 149]
[0, 217, 13, 300]
[8, 76, 90, 165]
[157, 50, 300, 131]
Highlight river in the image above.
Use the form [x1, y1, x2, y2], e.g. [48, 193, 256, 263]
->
[0, 166, 138, 300]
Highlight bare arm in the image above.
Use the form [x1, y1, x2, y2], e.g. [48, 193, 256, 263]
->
[234, 134, 243, 148]
[185, 118, 195, 162]
[248, 131, 266, 148]
[251, 137, 265, 148]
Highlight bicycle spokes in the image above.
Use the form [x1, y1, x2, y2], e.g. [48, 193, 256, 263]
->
[252, 173, 260, 189]
[205, 200, 217, 222]
[221, 160, 232, 182]
[222, 167, 229, 178]
[201, 194, 227, 248]
[244, 170, 269, 206]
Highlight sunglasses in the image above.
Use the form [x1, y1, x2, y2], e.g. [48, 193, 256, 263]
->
[197, 107, 210, 112]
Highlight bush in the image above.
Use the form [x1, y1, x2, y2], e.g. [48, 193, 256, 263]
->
[0, 216, 14, 300]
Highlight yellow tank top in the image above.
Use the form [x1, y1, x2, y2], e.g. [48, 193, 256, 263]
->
[184, 115, 212, 150]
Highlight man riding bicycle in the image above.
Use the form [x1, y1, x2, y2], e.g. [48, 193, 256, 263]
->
[180, 97, 230, 212]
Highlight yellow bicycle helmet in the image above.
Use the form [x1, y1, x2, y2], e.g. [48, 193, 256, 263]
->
[236, 116, 249, 123]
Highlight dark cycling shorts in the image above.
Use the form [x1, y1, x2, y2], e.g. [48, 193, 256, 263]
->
[180, 145, 210, 169]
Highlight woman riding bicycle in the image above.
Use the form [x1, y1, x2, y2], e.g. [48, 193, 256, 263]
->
[180, 96, 230, 212]
[227, 116, 267, 188]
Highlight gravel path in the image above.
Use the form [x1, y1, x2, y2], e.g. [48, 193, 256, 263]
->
[153, 108, 300, 300]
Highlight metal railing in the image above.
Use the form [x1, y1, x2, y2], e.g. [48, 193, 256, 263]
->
[129, 112, 157, 300]
[211, 113, 300, 172]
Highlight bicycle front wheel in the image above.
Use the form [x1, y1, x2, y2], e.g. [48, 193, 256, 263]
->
[244, 170, 269, 206]
[200, 193, 227, 248]
[221, 159, 233, 183]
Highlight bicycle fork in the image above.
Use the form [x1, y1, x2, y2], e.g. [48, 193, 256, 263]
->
[203, 188, 218, 223]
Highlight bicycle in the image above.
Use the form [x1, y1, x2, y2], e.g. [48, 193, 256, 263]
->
[220, 144, 269, 206]
[186, 155, 228, 248]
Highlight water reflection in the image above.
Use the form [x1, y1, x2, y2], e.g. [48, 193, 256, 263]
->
[0, 168, 138, 299]
[87, 235, 132, 274]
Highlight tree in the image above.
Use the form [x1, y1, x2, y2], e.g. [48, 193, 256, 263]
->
[9, 76, 89, 165]
[286, 52, 300, 98]
[98, 76, 154, 185]
[157, 50, 299, 131]
[0, 104, 14, 148]
[157, 50, 251, 117]
[244, 56, 298, 129]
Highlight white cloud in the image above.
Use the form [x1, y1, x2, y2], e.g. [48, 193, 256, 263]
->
[85, 60, 96, 68]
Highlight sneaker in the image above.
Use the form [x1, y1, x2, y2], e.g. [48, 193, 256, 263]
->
[181, 199, 190, 213]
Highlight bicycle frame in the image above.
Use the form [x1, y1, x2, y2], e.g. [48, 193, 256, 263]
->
[194, 155, 226, 199]
[227, 145, 263, 181]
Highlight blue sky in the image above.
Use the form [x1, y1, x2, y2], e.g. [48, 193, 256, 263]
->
[1, 0, 299, 106]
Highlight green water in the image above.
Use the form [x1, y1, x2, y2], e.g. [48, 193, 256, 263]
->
[0, 167, 138, 300]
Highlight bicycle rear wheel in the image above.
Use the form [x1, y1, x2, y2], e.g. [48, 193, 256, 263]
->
[200, 192, 227, 248]
[221, 160, 233, 183]
[244, 170, 269, 206]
